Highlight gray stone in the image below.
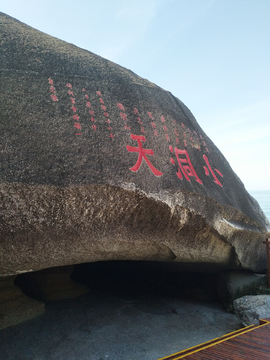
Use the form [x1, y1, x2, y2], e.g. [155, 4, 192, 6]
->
[0, 12, 270, 277]
[233, 295, 270, 326]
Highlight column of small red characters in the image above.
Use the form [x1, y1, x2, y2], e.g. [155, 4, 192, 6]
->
[147, 112, 158, 137]
[82, 88, 97, 132]
[200, 135, 210, 153]
[66, 83, 82, 135]
[181, 123, 188, 147]
[180, 123, 194, 148]
[97, 91, 113, 139]
[185, 127, 195, 148]
[172, 120, 180, 144]
[117, 102, 131, 132]
[134, 107, 145, 134]
[160, 115, 170, 142]
[48, 78, 58, 102]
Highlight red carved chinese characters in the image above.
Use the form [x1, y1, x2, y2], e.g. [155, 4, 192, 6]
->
[74, 122, 81, 130]
[170, 146, 202, 184]
[170, 119, 178, 144]
[169, 145, 223, 187]
[202, 139, 209, 153]
[120, 112, 127, 120]
[178, 122, 207, 151]
[47, 79, 223, 183]
[160, 115, 170, 142]
[117, 102, 130, 132]
[117, 102, 125, 111]
[203, 155, 223, 187]
[82, 88, 97, 132]
[126, 134, 163, 176]
[51, 94, 58, 102]
[148, 112, 158, 137]
[66, 83, 81, 135]
[134, 107, 145, 134]
[48, 78, 58, 102]
[97, 91, 113, 139]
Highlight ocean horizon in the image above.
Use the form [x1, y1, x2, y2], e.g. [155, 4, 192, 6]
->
[249, 190, 270, 223]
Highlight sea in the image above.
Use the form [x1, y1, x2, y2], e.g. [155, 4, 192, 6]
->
[249, 190, 270, 223]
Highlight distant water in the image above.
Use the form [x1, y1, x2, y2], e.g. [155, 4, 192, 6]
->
[249, 190, 270, 222]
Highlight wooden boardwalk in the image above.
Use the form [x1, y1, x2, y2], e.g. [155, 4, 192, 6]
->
[159, 319, 270, 360]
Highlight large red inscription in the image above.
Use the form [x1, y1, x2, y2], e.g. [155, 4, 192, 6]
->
[48, 78, 223, 186]
[126, 134, 163, 176]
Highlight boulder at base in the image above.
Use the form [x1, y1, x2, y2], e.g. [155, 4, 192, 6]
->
[0, 12, 269, 277]
[234, 295, 270, 326]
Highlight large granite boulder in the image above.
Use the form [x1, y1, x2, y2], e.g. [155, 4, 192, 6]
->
[0, 12, 269, 277]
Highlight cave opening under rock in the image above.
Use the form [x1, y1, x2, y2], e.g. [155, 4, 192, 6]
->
[1, 262, 246, 360]
[73, 261, 221, 303]
[15, 261, 222, 304]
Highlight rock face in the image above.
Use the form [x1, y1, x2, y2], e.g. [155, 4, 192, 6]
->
[233, 295, 270, 326]
[217, 271, 265, 308]
[0, 12, 269, 276]
[15, 266, 90, 302]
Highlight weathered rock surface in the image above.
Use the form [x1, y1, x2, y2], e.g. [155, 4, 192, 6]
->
[233, 295, 270, 326]
[217, 270, 265, 308]
[0, 12, 269, 276]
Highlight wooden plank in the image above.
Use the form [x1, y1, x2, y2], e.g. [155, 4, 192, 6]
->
[182, 322, 270, 360]
[159, 319, 270, 360]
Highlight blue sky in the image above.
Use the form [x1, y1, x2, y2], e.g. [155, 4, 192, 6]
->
[1, 0, 270, 190]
